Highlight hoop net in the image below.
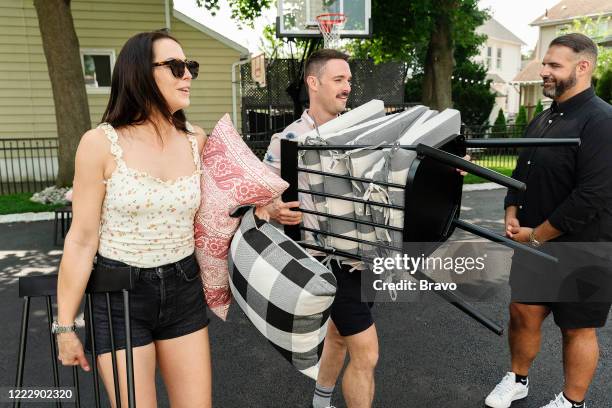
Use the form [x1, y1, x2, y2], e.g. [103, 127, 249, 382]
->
[316, 13, 347, 49]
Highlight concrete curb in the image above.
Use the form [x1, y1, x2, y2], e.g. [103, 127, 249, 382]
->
[0, 212, 55, 224]
[462, 182, 505, 192]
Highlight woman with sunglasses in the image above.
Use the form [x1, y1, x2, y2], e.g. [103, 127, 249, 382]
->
[54, 30, 211, 407]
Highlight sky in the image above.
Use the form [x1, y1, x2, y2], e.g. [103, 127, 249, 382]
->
[173, 0, 563, 54]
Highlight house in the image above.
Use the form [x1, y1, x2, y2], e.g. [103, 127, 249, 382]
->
[473, 17, 525, 123]
[0, 0, 248, 141]
[511, 0, 612, 118]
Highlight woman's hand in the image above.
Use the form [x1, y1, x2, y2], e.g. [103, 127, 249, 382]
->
[57, 332, 90, 372]
[258, 197, 302, 225]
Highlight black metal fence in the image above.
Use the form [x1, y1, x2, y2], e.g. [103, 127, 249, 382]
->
[0, 138, 58, 195]
[0, 120, 522, 196]
[463, 124, 524, 170]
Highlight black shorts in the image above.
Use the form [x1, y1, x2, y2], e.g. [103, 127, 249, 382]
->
[85, 253, 210, 356]
[324, 259, 375, 337]
[516, 302, 611, 329]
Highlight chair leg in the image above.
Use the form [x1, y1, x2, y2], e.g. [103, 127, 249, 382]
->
[54, 213, 59, 246]
[72, 366, 80, 408]
[123, 290, 136, 408]
[14, 297, 30, 408]
[45, 296, 62, 408]
[60, 212, 65, 241]
[85, 295, 101, 408]
[106, 293, 122, 408]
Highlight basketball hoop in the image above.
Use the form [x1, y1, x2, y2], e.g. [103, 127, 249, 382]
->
[316, 13, 347, 49]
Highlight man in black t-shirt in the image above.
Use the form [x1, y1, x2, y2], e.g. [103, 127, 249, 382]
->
[485, 34, 612, 408]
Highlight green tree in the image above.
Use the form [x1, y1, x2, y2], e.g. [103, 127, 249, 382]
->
[451, 64, 495, 128]
[534, 99, 544, 117]
[559, 15, 612, 78]
[240, 0, 489, 111]
[348, 0, 488, 110]
[451, 42, 495, 128]
[492, 109, 506, 135]
[596, 70, 612, 103]
[514, 105, 528, 137]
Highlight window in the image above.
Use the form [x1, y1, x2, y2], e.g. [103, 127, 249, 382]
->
[496, 47, 502, 70]
[80, 49, 115, 92]
[487, 47, 493, 69]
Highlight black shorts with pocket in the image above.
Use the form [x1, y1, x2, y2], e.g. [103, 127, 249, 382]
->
[516, 302, 611, 329]
[321, 259, 375, 337]
[85, 253, 209, 356]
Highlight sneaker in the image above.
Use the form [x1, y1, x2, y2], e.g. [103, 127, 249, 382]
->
[540, 393, 586, 408]
[485, 372, 529, 408]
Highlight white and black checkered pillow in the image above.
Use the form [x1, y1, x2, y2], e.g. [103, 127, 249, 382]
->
[228, 208, 337, 379]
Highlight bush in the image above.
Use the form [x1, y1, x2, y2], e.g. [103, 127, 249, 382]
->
[514, 105, 528, 137]
[492, 109, 506, 135]
[596, 70, 612, 104]
[534, 99, 544, 117]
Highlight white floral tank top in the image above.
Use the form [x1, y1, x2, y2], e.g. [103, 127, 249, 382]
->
[97, 122, 201, 268]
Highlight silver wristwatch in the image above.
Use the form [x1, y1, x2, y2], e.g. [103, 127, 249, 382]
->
[529, 229, 541, 248]
[51, 320, 76, 334]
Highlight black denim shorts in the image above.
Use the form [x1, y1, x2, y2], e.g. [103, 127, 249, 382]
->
[316, 258, 375, 337]
[85, 253, 210, 356]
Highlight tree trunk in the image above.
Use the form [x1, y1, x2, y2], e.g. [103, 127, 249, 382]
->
[422, 1, 456, 111]
[34, 0, 91, 187]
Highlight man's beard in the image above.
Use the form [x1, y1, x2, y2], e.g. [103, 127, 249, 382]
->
[542, 70, 577, 99]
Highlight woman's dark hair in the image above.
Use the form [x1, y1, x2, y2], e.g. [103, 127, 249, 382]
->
[101, 30, 191, 135]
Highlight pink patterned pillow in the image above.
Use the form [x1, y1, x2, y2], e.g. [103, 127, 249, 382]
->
[195, 114, 289, 320]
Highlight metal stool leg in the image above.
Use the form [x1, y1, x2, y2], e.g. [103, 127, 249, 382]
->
[123, 290, 135, 408]
[72, 366, 80, 408]
[85, 294, 101, 408]
[45, 296, 62, 408]
[106, 293, 122, 408]
[54, 212, 59, 246]
[60, 212, 65, 241]
[14, 296, 30, 408]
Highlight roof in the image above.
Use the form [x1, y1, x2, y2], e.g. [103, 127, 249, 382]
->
[486, 73, 506, 83]
[173, 9, 249, 56]
[477, 18, 526, 45]
[511, 59, 543, 83]
[531, 0, 612, 26]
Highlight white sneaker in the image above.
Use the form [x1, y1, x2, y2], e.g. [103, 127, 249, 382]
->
[540, 393, 586, 408]
[485, 372, 529, 408]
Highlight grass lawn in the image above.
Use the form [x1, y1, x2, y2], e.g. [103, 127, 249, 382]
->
[0, 193, 65, 215]
[473, 155, 518, 168]
[464, 166, 514, 184]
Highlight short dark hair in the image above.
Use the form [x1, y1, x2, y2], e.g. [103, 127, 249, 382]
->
[101, 30, 191, 135]
[304, 49, 349, 83]
[549, 33, 598, 64]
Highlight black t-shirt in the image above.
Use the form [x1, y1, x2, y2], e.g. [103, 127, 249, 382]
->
[504, 87, 612, 242]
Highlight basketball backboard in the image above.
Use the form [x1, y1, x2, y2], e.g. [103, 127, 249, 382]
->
[276, 0, 371, 38]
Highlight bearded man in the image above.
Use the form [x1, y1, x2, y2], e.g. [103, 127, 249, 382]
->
[484, 33, 612, 408]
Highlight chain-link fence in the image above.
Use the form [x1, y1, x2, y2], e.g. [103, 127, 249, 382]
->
[240, 59, 407, 142]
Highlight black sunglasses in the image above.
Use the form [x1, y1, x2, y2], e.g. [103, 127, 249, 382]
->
[152, 59, 199, 79]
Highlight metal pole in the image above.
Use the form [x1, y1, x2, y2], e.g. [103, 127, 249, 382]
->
[280, 139, 300, 241]
[45, 296, 61, 408]
[13, 296, 30, 408]
[72, 366, 80, 408]
[106, 293, 122, 408]
[85, 294, 101, 408]
[123, 290, 136, 408]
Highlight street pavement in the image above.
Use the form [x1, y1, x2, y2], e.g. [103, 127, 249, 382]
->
[0, 188, 609, 407]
